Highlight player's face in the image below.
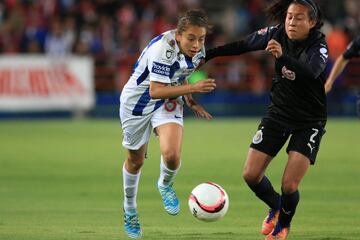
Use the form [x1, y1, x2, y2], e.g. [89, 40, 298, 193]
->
[176, 25, 206, 58]
[285, 3, 316, 40]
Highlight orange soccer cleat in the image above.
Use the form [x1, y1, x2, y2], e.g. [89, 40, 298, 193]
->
[265, 223, 290, 240]
[261, 209, 279, 235]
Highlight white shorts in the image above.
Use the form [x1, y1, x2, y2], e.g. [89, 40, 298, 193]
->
[120, 99, 184, 150]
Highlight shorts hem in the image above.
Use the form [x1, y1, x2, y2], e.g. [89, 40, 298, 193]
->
[152, 119, 183, 129]
[122, 140, 148, 151]
[250, 145, 276, 158]
[286, 148, 315, 165]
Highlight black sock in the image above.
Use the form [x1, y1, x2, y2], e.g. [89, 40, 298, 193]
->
[278, 190, 300, 227]
[247, 176, 280, 210]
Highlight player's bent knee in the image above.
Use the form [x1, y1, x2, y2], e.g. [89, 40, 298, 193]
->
[281, 181, 299, 194]
[162, 151, 181, 170]
[127, 157, 144, 171]
[162, 151, 181, 163]
[242, 170, 261, 185]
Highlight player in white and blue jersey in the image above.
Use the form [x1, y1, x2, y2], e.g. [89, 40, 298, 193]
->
[120, 9, 216, 238]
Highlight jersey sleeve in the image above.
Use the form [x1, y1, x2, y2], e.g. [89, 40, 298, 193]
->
[205, 25, 278, 61]
[343, 36, 360, 60]
[147, 40, 174, 84]
[277, 40, 328, 80]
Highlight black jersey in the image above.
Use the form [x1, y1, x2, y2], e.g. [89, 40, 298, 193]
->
[343, 36, 360, 60]
[206, 24, 328, 126]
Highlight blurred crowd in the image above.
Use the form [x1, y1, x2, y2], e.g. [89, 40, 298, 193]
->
[0, 0, 359, 93]
[0, 0, 198, 57]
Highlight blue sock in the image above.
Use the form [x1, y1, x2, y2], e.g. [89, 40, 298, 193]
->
[247, 176, 280, 210]
[278, 189, 299, 228]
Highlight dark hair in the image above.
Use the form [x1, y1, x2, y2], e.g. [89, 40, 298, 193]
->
[177, 9, 210, 34]
[266, 0, 323, 30]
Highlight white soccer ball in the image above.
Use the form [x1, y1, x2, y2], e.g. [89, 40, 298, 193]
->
[188, 182, 229, 222]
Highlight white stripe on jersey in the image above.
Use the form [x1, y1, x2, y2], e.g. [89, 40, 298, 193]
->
[120, 30, 205, 116]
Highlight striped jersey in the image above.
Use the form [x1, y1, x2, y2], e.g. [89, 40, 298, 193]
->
[120, 30, 205, 116]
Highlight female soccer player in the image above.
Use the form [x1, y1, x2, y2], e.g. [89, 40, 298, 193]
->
[119, 9, 216, 238]
[325, 35, 360, 117]
[205, 0, 326, 239]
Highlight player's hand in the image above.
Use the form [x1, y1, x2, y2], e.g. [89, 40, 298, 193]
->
[190, 104, 213, 120]
[324, 81, 333, 94]
[266, 39, 283, 59]
[191, 79, 216, 93]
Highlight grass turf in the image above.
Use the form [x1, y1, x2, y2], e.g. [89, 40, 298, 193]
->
[0, 118, 359, 239]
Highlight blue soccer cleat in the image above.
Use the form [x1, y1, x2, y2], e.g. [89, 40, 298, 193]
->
[124, 208, 141, 238]
[157, 183, 180, 215]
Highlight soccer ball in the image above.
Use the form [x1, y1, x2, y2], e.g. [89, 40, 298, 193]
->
[188, 182, 229, 222]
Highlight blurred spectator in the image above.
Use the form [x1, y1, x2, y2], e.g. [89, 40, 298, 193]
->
[27, 38, 42, 53]
[226, 59, 246, 90]
[44, 18, 73, 56]
[343, 0, 360, 37]
[326, 24, 349, 62]
[98, 14, 115, 56]
[77, 24, 102, 55]
[0, 2, 4, 23]
[21, 2, 47, 52]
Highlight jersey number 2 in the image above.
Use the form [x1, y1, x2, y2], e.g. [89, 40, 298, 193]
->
[309, 128, 319, 143]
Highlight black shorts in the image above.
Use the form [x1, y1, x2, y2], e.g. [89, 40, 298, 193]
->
[250, 117, 326, 165]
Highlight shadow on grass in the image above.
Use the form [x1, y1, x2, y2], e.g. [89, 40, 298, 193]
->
[315, 238, 348, 240]
[148, 231, 238, 239]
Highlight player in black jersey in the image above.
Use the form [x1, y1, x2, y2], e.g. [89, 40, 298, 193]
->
[325, 36, 360, 117]
[205, 0, 327, 239]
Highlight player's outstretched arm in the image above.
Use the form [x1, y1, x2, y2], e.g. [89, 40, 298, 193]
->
[325, 55, 349, 93]
[149, 79, 216, 99]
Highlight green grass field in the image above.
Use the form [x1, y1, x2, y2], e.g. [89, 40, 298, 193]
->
[0, 118, 359, 240]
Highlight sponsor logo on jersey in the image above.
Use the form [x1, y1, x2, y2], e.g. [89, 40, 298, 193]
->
[257, 27, 268, 36]
[281, 66, 296, 80]
[320, 47, 328, 58]
[152, 61, 171, 76]
[166, 50, 173, 59]
[319, 47, 328, 63]
[164, 100, 177, 112]
[252, 128, 263, 144]
[161, 48, 175, 63]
